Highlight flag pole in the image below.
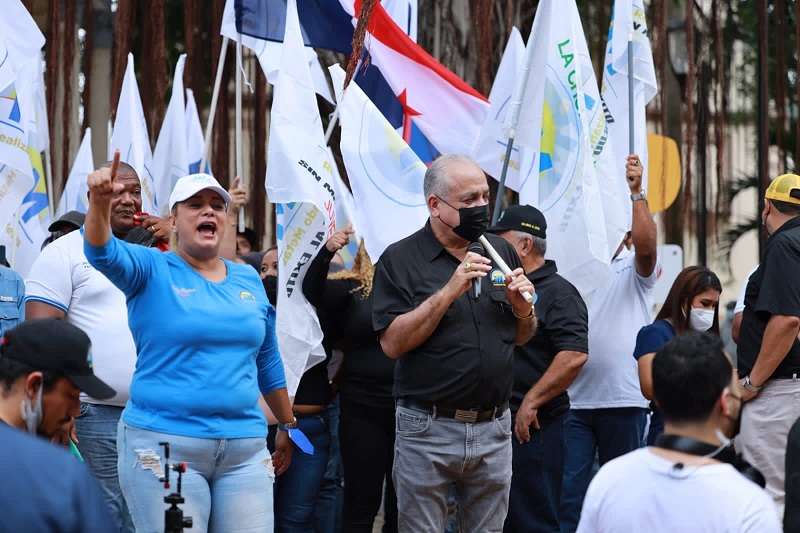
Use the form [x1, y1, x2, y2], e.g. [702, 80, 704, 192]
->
[491, 37, 537, 226]
[324, 107, 340, 145]
[235, 34, 245, 233]
[44, 148, 55, 217]
[627, 34, 635, 154]
[200, 36, 229, 172]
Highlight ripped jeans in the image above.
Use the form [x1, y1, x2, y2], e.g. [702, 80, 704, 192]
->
[117, 419, 275, 533]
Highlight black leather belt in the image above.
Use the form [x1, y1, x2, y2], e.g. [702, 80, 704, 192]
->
[397, 399, 508, 423]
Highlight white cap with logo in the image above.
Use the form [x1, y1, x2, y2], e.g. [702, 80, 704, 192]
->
[168, 173, 231, 211]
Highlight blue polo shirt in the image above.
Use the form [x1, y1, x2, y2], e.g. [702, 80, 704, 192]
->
[0, 423, 114, 532]
[85, 236, 287, 439]
[0, 265, 24, 336]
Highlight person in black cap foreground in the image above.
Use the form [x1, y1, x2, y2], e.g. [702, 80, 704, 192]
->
[0, 319, 116, 533]
[488, 205, 589, 533]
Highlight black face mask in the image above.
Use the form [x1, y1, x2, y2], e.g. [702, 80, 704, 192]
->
[262, 275, 278, 306]
[437, 197, 490, 242]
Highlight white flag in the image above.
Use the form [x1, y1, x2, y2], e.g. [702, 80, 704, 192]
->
[266, 0, 337, 396]
[152, 55, 189, 215]
[602, 0, 657, 192]
[185, 89, 206, 174]
[327, 148, 361, 269]
[517, 0, 612, 295]
[56, 128, 93, 217]
[329, 64, 428, 262]
[0, 0, 44, 233]
[109, 53, 156, 214]
[471, 27, 537, 190]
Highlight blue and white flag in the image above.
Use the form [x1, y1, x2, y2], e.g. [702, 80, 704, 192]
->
[185, 89, 206, 174]
[56, 128, 93, 217]
[602, 0, 657, 193]
[330, 64, 427, 262]
[266, 0, 337, 396]
[109, 53, 156, 213]
[0, 0, 44, 234]
[222, 0, 334, 103]
[516, 0, 612, 295]
[152, 55, 189, 215]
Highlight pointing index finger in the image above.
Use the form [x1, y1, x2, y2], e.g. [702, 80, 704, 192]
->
[110, 150, 120, 182]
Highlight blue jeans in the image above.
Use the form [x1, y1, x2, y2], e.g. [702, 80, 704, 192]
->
[75, 403, 134, 533]
[117, 420, 274, 533]
[315, 400, 343, 532]
[505, 412, 566, 533]
[559, 408, 646, 533]
[268, 413, 332, 532]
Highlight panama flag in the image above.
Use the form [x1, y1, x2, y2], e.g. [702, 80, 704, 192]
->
[266, 0, 337, 396]
[56, 128, 93, 217]
[339, 0, 488, 155]
[516, 0, 612, 295]
[185, 89, 206, 174]
[329, 64, 427, 261]
[109, 53, 156, 213]
[152, 55, 189, 215]
[602, 0, 657, 194]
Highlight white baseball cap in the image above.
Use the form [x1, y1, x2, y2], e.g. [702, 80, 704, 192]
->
[168, 173, 231, 211]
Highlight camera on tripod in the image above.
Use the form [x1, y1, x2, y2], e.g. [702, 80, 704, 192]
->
[159, 442, 193, 533]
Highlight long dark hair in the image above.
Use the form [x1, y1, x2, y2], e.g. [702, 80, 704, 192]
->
[655, 266, 723, 335]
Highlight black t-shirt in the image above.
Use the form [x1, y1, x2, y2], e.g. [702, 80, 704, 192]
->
[372, 221, 522, 408]
[511, 260, 588, 419]
[739, 216, 800, 379]
[302, 247, 395, 409]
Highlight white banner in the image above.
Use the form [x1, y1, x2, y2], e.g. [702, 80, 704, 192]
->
[109, 53, 156, 214]
[152, 54, 189, 215]
[602, 0, 658, 194]
[518, 0, 612, 295]
[185, 89, 206, 174]
[56, 128, 93, 217]
[265, 0, 336, 396]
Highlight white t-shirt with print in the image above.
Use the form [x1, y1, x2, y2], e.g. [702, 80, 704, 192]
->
[25, 230, 136, 406]
[577, 448, 781, 533]
[568, 252, 657, 409]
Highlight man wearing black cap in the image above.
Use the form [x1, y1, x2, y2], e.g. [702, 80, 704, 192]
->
[41, 210, 86, 249]
[489, 205, 589, 533]
[0, 319, 116, 532]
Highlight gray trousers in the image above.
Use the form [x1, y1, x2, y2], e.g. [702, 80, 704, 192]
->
[393, 405, 513, 533]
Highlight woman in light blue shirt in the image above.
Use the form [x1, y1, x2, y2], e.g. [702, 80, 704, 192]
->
[84, 163, 297, 533]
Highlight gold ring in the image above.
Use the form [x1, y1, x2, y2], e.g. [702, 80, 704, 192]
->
[464, 261, 471, 271]
[148, 225, 156, 232]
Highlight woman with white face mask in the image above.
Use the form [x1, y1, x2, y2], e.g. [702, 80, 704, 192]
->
[633, 266, 723, 443]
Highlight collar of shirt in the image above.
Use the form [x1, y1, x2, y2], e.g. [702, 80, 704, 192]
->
[528, 260, 558, 284]
[419, 220, 452, 262]
[768, 215, 800, 243]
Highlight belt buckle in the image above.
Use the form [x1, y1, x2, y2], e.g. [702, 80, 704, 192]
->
[454, 409, 479, 423]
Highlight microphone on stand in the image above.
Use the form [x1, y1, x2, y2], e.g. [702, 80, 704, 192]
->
[467, 241, 485, 300]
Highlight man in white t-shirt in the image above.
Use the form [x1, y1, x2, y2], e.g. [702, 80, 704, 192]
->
[560, 154, 658, 532]
[24, 161, 170, 533]
[577, 333, 780, 533]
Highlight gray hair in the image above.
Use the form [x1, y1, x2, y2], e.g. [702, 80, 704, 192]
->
[510, 230, 547, 257]
[423, 154, 478, 199]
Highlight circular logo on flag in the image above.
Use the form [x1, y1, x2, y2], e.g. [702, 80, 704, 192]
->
[358, 118, 427, 208]
[537, 75, 581, 211]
